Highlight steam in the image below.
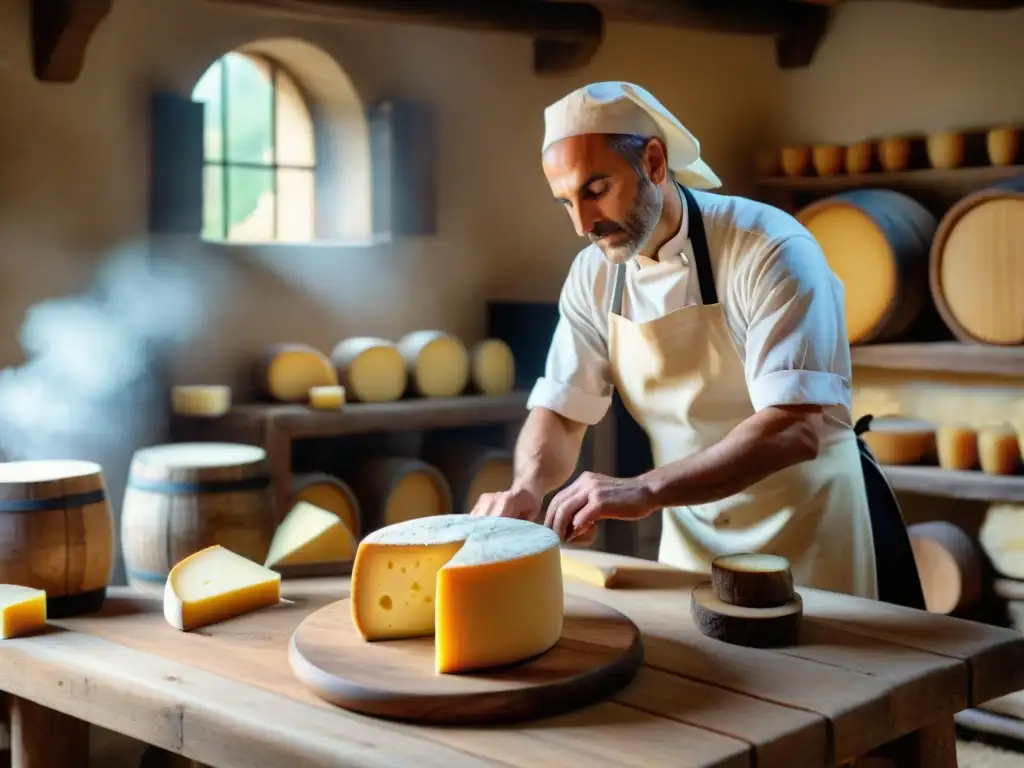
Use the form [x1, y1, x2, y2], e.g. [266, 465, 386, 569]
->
[0, 242, 228, 464]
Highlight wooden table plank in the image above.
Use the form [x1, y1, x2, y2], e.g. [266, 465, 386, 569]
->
[49, 588, 753, 768]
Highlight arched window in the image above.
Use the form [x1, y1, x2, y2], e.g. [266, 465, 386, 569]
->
[192, 52, 316, 243]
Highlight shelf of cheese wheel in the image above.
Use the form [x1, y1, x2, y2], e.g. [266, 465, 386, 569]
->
[341, 456, 452, 533]
[929, 177, 1024, 346]
[286, 514, 643, 725]
[421, 438, 514, 514]
[858, 416, 1024, 502]
[691, 554, 803, 648]
[796, 190, 937, 345]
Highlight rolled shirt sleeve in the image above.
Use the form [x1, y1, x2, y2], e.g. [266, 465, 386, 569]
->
[740, 234, 851, 412]
[527, 253, 614, 426]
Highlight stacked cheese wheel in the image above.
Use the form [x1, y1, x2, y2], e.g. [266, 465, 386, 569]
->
[860, 417, 1022, 476]
[691, 554, 803, 648]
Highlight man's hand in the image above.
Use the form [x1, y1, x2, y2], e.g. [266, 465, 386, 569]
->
[469, 483, 544, 522]
[544, 471, 657, 542]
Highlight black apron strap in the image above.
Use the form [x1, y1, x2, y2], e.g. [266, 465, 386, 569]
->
[679, 184, 718, 306]
[855, 415, 927, 610]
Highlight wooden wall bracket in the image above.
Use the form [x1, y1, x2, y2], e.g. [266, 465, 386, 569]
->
[31, 0, 114, 83]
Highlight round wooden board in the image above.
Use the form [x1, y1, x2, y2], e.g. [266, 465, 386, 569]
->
[288, 593, 644, 725]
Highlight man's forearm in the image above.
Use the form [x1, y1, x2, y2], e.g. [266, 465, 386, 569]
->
[639, 405, 824, 509]
[512, 407, 588, 497]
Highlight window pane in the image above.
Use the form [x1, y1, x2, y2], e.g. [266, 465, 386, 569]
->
[277, 168, 315, 242]
[192, 60, 224, 161]
[275, 69, 315, 167]
[202, 165, 225, 240]
[225, 52, 273, 165]
[226, 166, 274, 242]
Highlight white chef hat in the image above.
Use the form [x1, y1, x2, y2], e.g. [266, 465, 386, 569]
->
[542, 81, 722, 189]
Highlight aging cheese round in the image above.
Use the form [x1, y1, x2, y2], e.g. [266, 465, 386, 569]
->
[330, 337, 407, 403]
[470, 339, 516, 396]
[798, 190, 937, 345]
[343, 458, 452, 532]
[936, 426, 979, 471]
[860, 417, 936, 465]
[980, 503, 1024, 580]
[251, 343, 337, 403]
[908, 521, 983, 615]
[172, 385, 231, 417]
[978, 427, 1022, 475]
[398, 330, 470, 398]
[350, 514, 563, 674]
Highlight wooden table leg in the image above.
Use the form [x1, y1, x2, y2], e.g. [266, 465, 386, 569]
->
[8, 696, 89, 768]
[852, 715, 958, 768]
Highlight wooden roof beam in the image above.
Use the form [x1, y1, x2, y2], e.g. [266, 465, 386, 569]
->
[32, 0, 113, 83]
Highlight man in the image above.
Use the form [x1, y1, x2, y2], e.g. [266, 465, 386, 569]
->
[471, 81, 919, 603]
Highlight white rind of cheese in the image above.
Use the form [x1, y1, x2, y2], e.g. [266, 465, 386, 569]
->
[171, 385, 232, 417]
[265, 501, 356, 568]
[0, 584, 47, 639]
[351, 514, 563, 674]
[164, 545, 281, 632]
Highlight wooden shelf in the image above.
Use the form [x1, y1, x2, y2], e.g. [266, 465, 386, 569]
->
[851, 343, 1024, 378]
[882, 466, 1024, 503]
[755, 164, 1024, 192]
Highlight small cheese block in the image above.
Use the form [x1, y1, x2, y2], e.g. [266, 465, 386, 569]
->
[978, 427, 1022, 476]
[398, 330, 470, 398]
[330, 337, 407, 403]
[861, 417, 936, 465]
[164, 545, 281, 631]
[469, 339, 516, 396]
[266, 501, 357, 568]
[936, 426, 979, 471]
[251, 343, 337, 403]
[350, 514, 563, 674]
[171, 385, 231, 418]
[710, 553, 794, 608]
[691, 582, 802, 648]
[0, 585, 47, 639]
[309, 385, 346, 410]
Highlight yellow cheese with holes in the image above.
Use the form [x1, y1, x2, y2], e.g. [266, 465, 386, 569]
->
[266, 501, 356, 568]
[937, 426, 979, 471]
[470, 339, 516, 396]
[0, 585, 47, 639]
[398, 330, 470, 398]
[330, 337, 407, 403]
[351, 514, 563, 674]
[253, 343, 338, 403]
[164, 545, 281, 631]
[171, 385, 232, 417]
[309, 385, 346, 410]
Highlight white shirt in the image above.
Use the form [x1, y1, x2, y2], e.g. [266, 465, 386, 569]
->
[527, 188, 855, 440]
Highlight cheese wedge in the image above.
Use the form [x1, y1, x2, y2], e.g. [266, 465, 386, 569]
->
[164, 545, 281, 631]
[351, 514, 563, 674]
[265, 501, 357, 568]
[0, 585, 47, 639]
[309, 385, 346, 410]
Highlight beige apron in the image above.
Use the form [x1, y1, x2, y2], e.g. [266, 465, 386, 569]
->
[607, 186, 878, 599]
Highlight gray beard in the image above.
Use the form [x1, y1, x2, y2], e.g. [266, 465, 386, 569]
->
[595, 177, 664, 265]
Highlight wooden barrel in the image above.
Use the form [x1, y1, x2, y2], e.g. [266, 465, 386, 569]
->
[290, 473, 361, 538]
[0, 459, 114, 617]
[908, 521, 983, 615]
[929, 176, 1024, 345]
[121, 442, 276, 589]
[343, 457, 452, 532]
[422, 440, 514, 514]
[797, 190, 938, 345]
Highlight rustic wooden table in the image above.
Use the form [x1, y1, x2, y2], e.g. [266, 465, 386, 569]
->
[2, 553, 1023, 768]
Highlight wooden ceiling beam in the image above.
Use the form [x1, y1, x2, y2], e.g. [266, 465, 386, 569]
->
[204, 0, 605, 74]
[32, 0, 113, 83]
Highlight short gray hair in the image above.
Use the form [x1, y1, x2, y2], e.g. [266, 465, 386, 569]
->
[605, 133, 656, 175]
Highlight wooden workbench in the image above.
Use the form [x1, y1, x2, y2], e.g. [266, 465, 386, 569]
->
[2, 554, 1024, 768]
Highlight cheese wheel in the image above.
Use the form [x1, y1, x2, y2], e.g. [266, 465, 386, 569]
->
[860, 417, 936, 465]
[929, 177, 1024, 345]
[164, 545, 281, 631]
[936, 425, 979, 471]
[330, 337, 407, 403]
[251, 343, 337, 403]
[290, 473, 361, 539]
[797, 191, 937, 345]
[979, 503, 1024, 580]
[987, 127, 1020, 166]
[469, 338, 516, 396]
[710, 553, 794, 608]
[0, 585, 47, 639]
[878, 136, 912, 171]
[398, 330, 470, 398]
[265, 501, 356, 569]
[691, 582, 802, 648]
[845, 141, 874, 174]
[342, 457, 452, 532]
[926, 132, 965, 170]
[978, 427, 1022, 475]
[172, 385, 231, 417]
[422, 438, 514, 514]
[908, 521, 983, 615]
[779, 146, 809, 177]
[812, 145, 845, 177]
[309, 385, 346, 410]
[350, 514, 563, 674]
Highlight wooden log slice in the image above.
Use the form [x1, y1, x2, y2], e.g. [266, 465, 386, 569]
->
[691, 582, 802, 648]
[710, 553, 794, 608]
